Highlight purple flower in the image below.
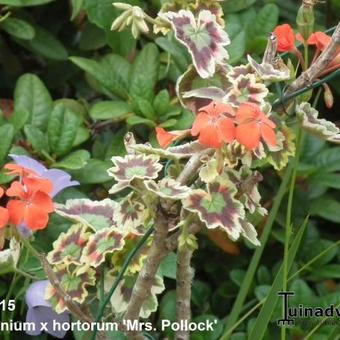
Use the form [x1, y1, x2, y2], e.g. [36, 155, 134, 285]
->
[10, 154, 79, 198]
[25, 280, 70, 338]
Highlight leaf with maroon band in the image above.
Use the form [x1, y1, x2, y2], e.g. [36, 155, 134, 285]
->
[112, 199, 148, 235]
[145, 178, 192, 199]
[47, 224, 90, 265]
[106, 273, 165, 318]
[225, 74, 268, 108]
[108, 154, 162, 184]
[247, 55, 290, 82]
[182, 177, 245, 241]
[226, 64, 255, 82]
[267, 126, 295, 171]
[225, 166, 267, 216]
[55, 198, 118, 231]
[45, 264, 96, 313]
[160, 10, 230, 79]
[296, 102, 340, 141]
[80, 228, 125, 267]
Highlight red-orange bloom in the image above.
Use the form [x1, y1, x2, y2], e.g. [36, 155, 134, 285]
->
[4, 163, 53, 194]
[274, 24, 296, 52]
[191, 102, 235, 148]
[0, 187, 9, 229]
[6, 181, 54, 230]
[235, 103, 277, 150]
[156, 127, 178, 148]
[307, 32, 331, 51]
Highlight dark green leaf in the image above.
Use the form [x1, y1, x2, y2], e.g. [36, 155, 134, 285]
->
[53, 150, 90, 170]
[90, 101, 131, 121]
[24, 124, 49, 155]
[71, 159, 112, 184]
[0, 123, 14, 164]
[0, 18, 35, 40]
[158, 252, 177, 279]
[14, 73, 53, 131]
[71, 0, 84, 20]
[310, 196, 340, 223]
[222, 0, 256, 13]
[129, 43, 159, 102]
[48, 103, 80, 156]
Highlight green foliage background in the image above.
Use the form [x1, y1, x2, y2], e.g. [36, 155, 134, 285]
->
[0, 0, 339, 339]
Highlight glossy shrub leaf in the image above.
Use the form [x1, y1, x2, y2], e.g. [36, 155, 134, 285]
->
[24, 124, 49, 155]
[90, 101, 131, 121]
[310, 196, 340, 223]
[19, 25, 68, 60]
[129, 43, 160, 102]
[70, 55, 130, 99]
[71, 159, 112, 184]
[222, 0, 256, 13]
[71, 0, 84, 20]
[48, 103, 80, 156]
[227, 30, 246, 65]
[0, 123, 14, 164]
[14, 73, 53, 131]
[158, 252, 177, 280]
[53, 150, 91, 170]
[0, 18, 35, 40]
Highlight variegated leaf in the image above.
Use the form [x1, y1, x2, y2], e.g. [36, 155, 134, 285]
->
[225, 74, 269, 108]
[107, 274, 165, 318]
[108, 154, 162, 183]
[247, 55, 290, 82]
[80, 228, 125, 267]
[176, 64, 230, 112]
[267, 126, 295, 170]
[160, 10, 230, 79]
[199, 158, 219, 183]
[55, 199, 118, 231]
[47, 224, 90, 265]
[296, 102, 340, 141]
[145, 178, 192, 199]
[239, 219, 260, 246]
[112, 199, 148, 235]
[225, 166, 267, 216]
[226, 64, 255, 82]
[223, 141, 252, 168]
[182, 177, 245, 241]
[45, 264, 96, 313]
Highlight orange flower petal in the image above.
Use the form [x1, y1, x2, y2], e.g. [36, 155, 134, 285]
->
[236, 122, 261, 150]
[0, 207, 9, 228]
[4, 164, 35, 177]
[199, 102, 235, 117]
[218, 118, 235, 143]
[7, 200, 26, 225]
[24, 205, 49, 230]
[23, 177, 53, 194]
[0, 187, 4, 198]
[191, 112, 210, 136]
[258, 111, 276, 129]
[274, 24, 296, 52]
[198, 125, 222, 148]
[260, 123, 277, 147]
[308, 32, 331, 51]
[31, 191, 54, 213]
[155, 127, 177, 149]
[6, 181, 26, 198]
[236, 103, 258, 123]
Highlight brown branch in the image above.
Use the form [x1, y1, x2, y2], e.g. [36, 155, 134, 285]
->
[123, 208, 169, 338]
[286, 22, 340, 94]
[176, 245, 194, 340]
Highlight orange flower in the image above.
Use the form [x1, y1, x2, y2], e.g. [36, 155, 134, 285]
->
[0, 187, 9, 229]
[307, 31, 331, 51]
[6, 181, 54, 230]
[235, 103, 277, 150]
[191, 102, 235, 148]
[274, 24, 296, 52]
[4, 163, 53, 194]
[156, 127, 178, 148]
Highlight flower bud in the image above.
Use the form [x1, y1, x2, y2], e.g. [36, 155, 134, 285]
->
[111, 4, 149, 39]
[323, 83, 334, 109]
[296, 1, 315, 41]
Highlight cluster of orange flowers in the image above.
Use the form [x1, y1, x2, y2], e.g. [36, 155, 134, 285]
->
[157, 102, 277, 150]
[274, 24, 340, 76]
[0, 164, 54, 230]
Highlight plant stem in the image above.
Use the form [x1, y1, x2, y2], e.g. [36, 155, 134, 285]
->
[281, 125, 303, 340]
[175, 219, 195, 340]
